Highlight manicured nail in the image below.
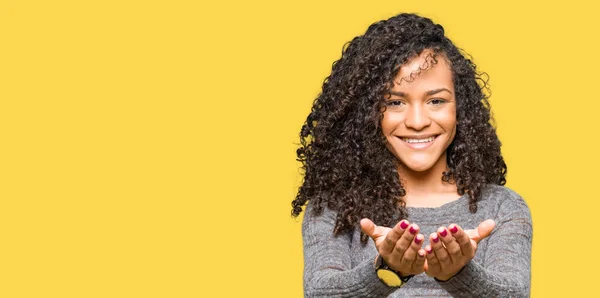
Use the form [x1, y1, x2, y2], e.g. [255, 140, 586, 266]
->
[426, 247, 433, 254]
[400, 221, 409, 229]
[432, 235, 439, 243]
[409, 226, 417, 234]
[450, 225, 458, 233]
[440, 229, 448, 237]
[415, 236, 422, 244]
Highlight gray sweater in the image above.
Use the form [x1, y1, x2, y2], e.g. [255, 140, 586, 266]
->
[302, 184, 532, 297]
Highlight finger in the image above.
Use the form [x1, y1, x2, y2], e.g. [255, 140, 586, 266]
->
[433, 227, 452, 268]
[399, 233, 424, 269]
[424, 244, 440, 276]
[464, 219, 496, 243]
[448, 224, 474, 259]
[476, 219, 496, 242]
[412, 248, 426, 273]
[360, 218, 387, 239]
[439, 226, 461, 263]
[392, 224, 419, 258]
[380, 220, 409, 254]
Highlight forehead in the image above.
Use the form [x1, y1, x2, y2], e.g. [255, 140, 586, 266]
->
[392, 51, 453, 93]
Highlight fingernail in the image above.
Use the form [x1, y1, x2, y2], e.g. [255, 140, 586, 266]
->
[426, 247, 433, 254]
[432, 235, 439, 243]
[409, 226, 417, 234]
[418, 250, 425, 257]
[400, 221, 409, 229]
[440, 229, 448, 237]
[415, 236, 422, 244]
[450, 225, 458, 233]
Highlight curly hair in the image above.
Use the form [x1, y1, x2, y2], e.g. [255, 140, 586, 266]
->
[291, 13, 507, 243]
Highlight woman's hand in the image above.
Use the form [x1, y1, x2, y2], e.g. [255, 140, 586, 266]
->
[360, 218, 427, 277]
[424, 219, 496, 281]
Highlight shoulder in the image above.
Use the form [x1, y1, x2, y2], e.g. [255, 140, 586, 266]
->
[301, 200, 338, 234]
[477, 185, 532, 233]
[301, 200, 355, 249]
[478, 184, 531, 221]
[302, 199, 337, 221]
[479, 184, 528, 207]
[480, 184, 523, 201]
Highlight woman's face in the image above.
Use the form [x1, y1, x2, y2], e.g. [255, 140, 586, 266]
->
[381, 51, 457, 174]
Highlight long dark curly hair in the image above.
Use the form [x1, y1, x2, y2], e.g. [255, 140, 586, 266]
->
[291, 13, 507, 243]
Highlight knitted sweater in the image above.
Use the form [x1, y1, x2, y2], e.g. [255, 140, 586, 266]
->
[301, 184, 532, 297]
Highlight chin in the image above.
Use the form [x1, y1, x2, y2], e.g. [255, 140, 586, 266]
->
[400, 161, 436, 173]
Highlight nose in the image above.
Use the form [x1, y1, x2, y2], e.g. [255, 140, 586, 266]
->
[404, 104, 431, 131]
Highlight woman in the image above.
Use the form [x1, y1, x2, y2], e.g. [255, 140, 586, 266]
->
[291, 13, 532, 297]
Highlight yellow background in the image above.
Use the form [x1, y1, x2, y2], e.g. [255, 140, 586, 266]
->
[1, 0, 598, 297]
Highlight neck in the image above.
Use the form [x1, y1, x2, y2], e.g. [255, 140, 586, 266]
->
[398, 159, 459, 208]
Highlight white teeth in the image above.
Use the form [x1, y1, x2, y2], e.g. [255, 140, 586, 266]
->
[401, 136, 435, 143]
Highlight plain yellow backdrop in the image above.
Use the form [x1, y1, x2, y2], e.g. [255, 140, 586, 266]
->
[1, 0, 599, 297]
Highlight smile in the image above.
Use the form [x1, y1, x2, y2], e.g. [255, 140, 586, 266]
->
[400, 136, 436, 143]
[395, 135, 439, 150]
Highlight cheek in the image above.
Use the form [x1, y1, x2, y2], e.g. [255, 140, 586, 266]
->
[449, 122, 457, 142]
[446, 116, 457, 143]
[380, 111, 402, 135]
[446, 115, 457, 131]
[442, 105, 457, 132]
[380, 112, 392, 135]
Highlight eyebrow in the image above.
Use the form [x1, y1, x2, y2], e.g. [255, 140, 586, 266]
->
[389, 88, 453, 97]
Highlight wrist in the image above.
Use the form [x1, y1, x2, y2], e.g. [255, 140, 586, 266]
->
[434, 263, 467, 282]
[434, 275, 451, 282]
[377, 256, 408, 277]
[374, 254, 413, 287]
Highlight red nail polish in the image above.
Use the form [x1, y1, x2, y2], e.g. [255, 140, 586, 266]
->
[450, 225, 458, 233]
[440, 229, 448, 237]
[409, 226, 417, 234]
[426, 247, 433, 254]
[432, 235, 439, 243]
[400, 221, 409, 229]
[415, 236, 422, 244]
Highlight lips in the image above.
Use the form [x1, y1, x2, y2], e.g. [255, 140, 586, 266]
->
[400, 136, 436, 143]
[396, 135, 439, 149]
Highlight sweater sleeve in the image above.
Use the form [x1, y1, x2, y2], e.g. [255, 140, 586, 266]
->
[436, 192, 533, 297]
[302, 201, 397, 297]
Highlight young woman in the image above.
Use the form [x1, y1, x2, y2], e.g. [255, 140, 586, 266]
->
[291, 13, 532, 297]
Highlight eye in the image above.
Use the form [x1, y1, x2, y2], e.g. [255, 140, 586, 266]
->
[385, 100, 405, 107]
[428, 98, 447, 105]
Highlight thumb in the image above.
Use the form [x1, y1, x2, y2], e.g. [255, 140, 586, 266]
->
[360, 218, 376, 237]
[465, 219, 496, 243]
[360, 218, 386, 238]
[477, 219, 496, 241]
[361, 218, 393, 247]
